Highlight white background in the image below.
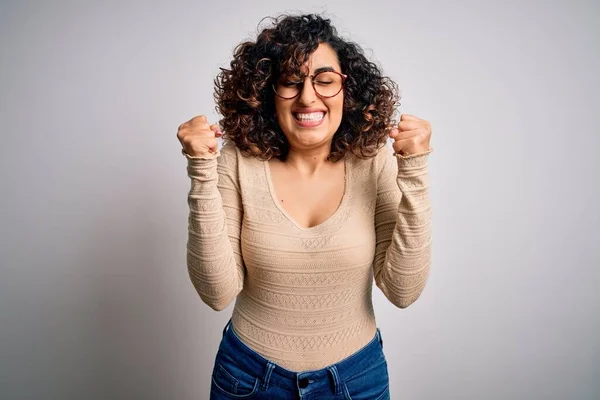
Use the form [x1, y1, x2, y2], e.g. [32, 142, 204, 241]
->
[1, 0, 598, 398]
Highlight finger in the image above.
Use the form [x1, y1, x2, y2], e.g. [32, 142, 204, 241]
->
[190, 116, 212, 131]
[204, 137, 219, 152]
[392, 137, 421, 153]
[183, 136, 218, 152]
[391, 139, 403, 153]
[391, 129, 421, 142]
[400, 114, 421, 121]
[194, 129, 218, 138]
[398, 120, 422, 131]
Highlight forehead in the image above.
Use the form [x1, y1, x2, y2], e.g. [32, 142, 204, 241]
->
[302, 42, 341, 73]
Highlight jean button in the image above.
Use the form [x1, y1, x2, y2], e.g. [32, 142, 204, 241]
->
[298, 378, 309, 388]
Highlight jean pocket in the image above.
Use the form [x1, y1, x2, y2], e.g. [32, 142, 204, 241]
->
[211, 358, 259, 398]
[342, 356, 389, 400]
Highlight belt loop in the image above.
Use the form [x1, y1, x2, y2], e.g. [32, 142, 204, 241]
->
[327, 365, 342, 395]
[222, 318, 232, 338]
[261, 361, 276, 390]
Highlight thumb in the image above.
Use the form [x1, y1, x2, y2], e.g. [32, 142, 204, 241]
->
[209, 124, 223, 137]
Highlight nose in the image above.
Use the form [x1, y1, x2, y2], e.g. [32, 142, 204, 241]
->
[297, 76, 317, 104]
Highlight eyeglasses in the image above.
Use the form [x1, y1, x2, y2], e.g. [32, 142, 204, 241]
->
[273, 70, 347, 99]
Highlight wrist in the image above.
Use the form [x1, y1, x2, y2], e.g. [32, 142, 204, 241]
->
[181, 148, 220, 160]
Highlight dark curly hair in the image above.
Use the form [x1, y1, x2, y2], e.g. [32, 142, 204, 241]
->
[214, 13, 400, 162]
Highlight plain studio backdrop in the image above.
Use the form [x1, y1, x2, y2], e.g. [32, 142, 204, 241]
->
[1, 1, 598, 399]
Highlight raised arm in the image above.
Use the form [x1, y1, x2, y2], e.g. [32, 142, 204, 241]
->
[372, 146, 433, 308]
[183, 142, 245, 311]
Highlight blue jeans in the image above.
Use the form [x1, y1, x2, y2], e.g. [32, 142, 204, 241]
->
[210, 319, 390, 399]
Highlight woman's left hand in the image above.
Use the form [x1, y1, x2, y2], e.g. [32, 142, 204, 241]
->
[389, 114, 432, 156]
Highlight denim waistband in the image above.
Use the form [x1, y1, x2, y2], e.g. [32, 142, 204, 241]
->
[219, 318, 384, 395]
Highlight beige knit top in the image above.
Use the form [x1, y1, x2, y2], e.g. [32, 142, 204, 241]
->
[183, 141, 433, 372]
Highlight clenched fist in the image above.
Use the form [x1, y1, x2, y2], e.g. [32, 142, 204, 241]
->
[389, 114, 432, 156]
[177, 115, 223, 157]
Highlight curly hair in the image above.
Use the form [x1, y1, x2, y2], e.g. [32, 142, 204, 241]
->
[214, 13, 400, 162]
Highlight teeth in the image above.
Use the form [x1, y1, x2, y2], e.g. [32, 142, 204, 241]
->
[295, 112, 324, 121]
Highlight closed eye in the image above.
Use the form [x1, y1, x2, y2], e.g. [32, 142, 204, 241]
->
[282, 81, 303, 87]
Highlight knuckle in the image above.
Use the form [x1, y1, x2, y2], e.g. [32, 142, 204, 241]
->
[192, 121, 210, 131]
[181, 135, 193, 146]
[177, 128, 189, 141]
[192, 115, 207, 123]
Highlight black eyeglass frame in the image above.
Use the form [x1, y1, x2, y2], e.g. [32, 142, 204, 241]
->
[272, 70, 348, 99]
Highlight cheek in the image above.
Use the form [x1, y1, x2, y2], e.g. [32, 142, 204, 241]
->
[332, 94, 344, 111]
[329, 98, 344, 122]
[275, 102, 293, 120]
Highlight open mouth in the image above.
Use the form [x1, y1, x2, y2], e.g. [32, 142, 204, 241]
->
[293, 111, 326, 123]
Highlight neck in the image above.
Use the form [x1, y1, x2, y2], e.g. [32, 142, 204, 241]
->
[285, 144, 332, 177]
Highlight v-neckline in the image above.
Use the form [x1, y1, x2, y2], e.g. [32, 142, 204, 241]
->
[263, 156, 350, 232]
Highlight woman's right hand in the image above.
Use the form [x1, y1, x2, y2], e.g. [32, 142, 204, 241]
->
[177, 115, 222, 157]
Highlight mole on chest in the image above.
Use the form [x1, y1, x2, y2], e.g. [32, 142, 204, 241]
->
[277, 180, 344, 228]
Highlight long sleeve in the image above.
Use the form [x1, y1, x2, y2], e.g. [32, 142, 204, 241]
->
[183, 143, 245, 311]
[372, 145, 434, 308]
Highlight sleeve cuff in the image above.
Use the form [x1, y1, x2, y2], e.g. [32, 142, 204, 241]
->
[395, 147, 433, 168]
[181, 148, 220, 160]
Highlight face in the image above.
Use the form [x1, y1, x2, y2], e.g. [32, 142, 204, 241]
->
[274, 42, 344, 152]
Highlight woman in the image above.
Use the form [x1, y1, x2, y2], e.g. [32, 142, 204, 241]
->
[177, 13, 433, 400]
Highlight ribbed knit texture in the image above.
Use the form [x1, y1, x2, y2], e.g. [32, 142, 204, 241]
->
[184, 141, 433, 372]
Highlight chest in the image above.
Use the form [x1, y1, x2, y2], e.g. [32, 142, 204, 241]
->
[267, 161, 346, 230]
[235, 154, 379, 256]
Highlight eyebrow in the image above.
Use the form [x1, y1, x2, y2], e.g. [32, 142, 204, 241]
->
[281, 66, 337, 79]
[313, 66, 336, 74]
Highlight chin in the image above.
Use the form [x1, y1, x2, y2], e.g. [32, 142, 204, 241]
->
[299, 136, 334, 149]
